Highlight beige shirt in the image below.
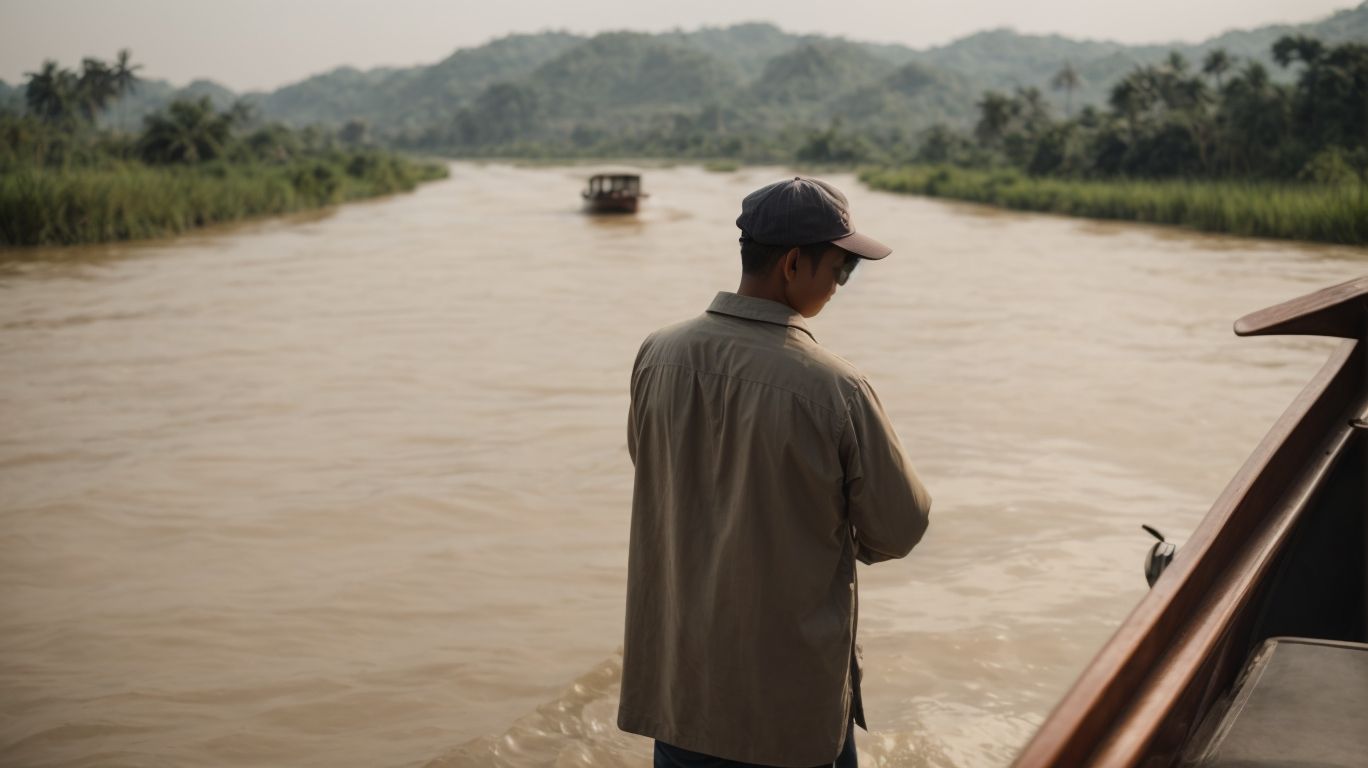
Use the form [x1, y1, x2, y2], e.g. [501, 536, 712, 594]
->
[617, 292, 931, 767]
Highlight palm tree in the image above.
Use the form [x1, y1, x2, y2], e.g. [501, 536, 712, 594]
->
[111, 49, 141, 94]
[1272, 35, 1325, 68]
[1216, 62, 1279, 175]
[1202, 49, 1233, 90]
[1108, 74, 1152, 137]
[110, 49, 142, 130]
[1051, 61, 1082, 117]
[139, 97, 235, 164]
[1240, 61, 1271, 91]
[76, 58, 119, 123]
[974, 91, 1018, 147]
[24, 53, 140, 127]
[24, 60, 80, 124]
[1015, 86, 1052, 134]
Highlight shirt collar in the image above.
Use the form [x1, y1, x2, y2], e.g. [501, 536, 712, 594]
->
[706, 292, 816, 342]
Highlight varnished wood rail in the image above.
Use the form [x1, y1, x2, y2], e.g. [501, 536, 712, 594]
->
[1013, 277, 1368, 767]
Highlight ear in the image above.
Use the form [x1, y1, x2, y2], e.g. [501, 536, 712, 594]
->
[781, 247, 800, 283]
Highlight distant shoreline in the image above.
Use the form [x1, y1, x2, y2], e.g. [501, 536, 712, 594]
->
[9, 155, 1364, 249]
[860, 165, 1368, 247]
[0, 153, 448, 248]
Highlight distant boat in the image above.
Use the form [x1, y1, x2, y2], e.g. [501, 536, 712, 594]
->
[1014, 276, 1368, 768]
[582, 168, 647, 214]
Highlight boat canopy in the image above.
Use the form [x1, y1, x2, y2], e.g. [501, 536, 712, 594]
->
[584, 169, 642, 196]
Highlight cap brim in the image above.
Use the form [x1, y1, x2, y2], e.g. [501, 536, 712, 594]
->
[832, 231, 891, 260]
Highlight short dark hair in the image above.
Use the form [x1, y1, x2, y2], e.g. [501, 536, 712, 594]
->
[740, 240, 831, 276]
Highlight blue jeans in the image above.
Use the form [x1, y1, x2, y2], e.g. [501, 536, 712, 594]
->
[653, 721, 858, 768]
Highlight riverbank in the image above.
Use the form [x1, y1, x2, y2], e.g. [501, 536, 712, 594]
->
[859, 166, 1368, 246]
[0, 152, 448, 246]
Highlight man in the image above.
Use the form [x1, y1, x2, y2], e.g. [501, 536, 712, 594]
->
[618, 177, 932, 768]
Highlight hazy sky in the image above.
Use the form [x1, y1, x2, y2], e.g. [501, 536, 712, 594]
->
[0, 0, 1357, 92]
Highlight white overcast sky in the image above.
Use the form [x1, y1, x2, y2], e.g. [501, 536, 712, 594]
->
[0, 0, 1357, 91]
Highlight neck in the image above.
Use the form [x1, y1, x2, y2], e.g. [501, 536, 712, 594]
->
[737, 274, 792, 310]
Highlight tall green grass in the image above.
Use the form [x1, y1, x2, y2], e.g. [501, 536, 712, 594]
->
[0, 153, 449, 246]
[859, 166, 1368, 246]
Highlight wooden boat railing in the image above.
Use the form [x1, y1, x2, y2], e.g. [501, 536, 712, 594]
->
[1013, 276, 1368, 767]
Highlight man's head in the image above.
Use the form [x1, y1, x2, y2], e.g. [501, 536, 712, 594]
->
[739, 239, 860, 318]
[735, 176, 892, 318]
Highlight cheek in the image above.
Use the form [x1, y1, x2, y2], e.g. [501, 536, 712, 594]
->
[808, 277, 832, 303]
[807, 281, 836, 314]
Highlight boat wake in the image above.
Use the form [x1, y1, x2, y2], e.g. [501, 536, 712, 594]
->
[423, 650, 648, 768]
[424, 650, 956, 768]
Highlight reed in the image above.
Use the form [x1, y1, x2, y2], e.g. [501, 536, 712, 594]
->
[0, 153, 449, 246]
[859, 166, 1368, 246]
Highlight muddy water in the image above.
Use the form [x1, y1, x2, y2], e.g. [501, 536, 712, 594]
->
[0, 163, 1363, 768]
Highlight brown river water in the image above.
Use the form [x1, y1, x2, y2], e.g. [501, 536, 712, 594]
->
[1, 163, 1365, 768]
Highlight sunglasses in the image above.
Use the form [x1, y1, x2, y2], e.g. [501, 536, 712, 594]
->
[836, 254, 860, 286]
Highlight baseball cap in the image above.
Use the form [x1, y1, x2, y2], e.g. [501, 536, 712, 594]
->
[735, 176, 892, 260]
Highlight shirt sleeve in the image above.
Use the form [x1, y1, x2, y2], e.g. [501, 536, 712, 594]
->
[627, 337, 650, 467]
[627, 388, 638, 467]
[840, 378, 931, 565]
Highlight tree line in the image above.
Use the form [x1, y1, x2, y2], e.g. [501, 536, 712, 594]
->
[2, 51, 381, 171]
[911, 35, 1367, 183]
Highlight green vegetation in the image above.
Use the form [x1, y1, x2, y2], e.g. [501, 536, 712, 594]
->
[703, 159, 740, 173]
[862, 35, 1368, 244]
[0, 154, 446, 247]
[860, 166, 1367, 244]
[1, 53, 447, 247]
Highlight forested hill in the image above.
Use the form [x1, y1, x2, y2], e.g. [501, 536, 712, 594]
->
[62, 2, 1368, 159]
[910, 1, 1368, 108]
